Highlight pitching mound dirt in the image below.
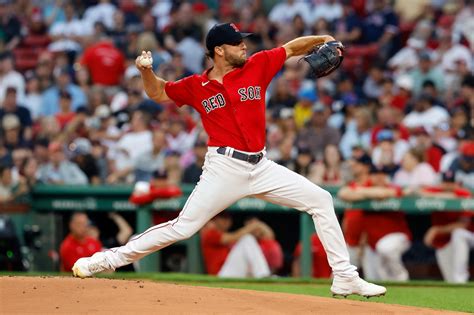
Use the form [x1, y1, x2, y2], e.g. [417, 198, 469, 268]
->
[0, 276, 460, 314]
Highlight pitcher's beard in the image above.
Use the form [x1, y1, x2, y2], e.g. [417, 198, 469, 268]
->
[225, 54, 247, 68]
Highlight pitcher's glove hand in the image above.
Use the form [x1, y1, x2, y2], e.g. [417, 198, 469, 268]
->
[303, 41, 344, 78]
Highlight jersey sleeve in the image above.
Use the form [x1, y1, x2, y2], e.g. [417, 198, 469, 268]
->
[164, 75, 196, 107]
[249, 47, 287, 87]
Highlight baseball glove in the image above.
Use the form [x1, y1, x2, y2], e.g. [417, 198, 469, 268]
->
[303, 40, 344, 78]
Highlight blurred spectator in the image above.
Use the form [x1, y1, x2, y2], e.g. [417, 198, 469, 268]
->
[371, 106, 410, 146]
[312, 144, 345, 186]
[182, 140, 207, 184]
[296, 102, 340, 161]
[131, 129, 167, 183]
[339, 107, 373, 160]
[108, 110, 152, 183]
[23, 71, 42, 121]
[2, 114, 26, 151]
[41, 67, 87, 116]
[165, 118, 196, 155]
[79, 36, 125, 86]
[410, 126, 446, 172]
[59, 212, 102, 272]
[48, 2, 92, 52]
[363, 64, 386, 99]
[338, 157, 411, 281]
[403, 93, 449, 134]
[371, 129, 408, 174]
[55, 89, 76, 129]
[83, 0, 116, 31]
[19, 156, 41, 189]
[0, 52, 25, 104]
[267, 76, 297, 111]
[420, 171, 473, 283]
[68, 137, 100, 185]
[311, 0, 342, 25]
[293, 145, 317, 179]
[408, 51, 444, 96]
[200, 212, 271, 278]
[268, 0, 311, 27]
[0, 0, 21, 51]
[292, 233, 331, 278]
[293, 84, 317, 129]
[334, 0, 363, 44]
[393, 148, 439, 189]
[0, 164, 27, 202]
[446, 141, 474, 190]
[0, 87, 32, 142]
[388, 37, 426, 76]
[37, 141, 88, 184]
[362, 0, 400, 58]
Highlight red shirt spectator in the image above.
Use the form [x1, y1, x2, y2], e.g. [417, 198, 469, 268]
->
[80, 39, 125, 86]
[200, 226, 230, 275]
[60, 234, 102, 271]
[59, 212, 102, 272]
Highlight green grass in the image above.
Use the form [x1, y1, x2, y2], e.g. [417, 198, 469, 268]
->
[3, 272, 474, 313]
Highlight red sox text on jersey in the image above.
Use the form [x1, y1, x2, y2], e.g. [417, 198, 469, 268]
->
[164, 47, 287, 152]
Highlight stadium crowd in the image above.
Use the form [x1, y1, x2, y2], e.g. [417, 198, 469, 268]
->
[0, 0, 473, 281]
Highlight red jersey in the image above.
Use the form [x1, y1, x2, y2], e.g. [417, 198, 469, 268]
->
[200, 227, 230, 275]
[80, 41, 125, 86]
[293, 234, 332, 278]
[424, 186, 473, 248]
[165, 47, 287, 152]
[59, 234, 102, 272]
[343, 180, 411, 249]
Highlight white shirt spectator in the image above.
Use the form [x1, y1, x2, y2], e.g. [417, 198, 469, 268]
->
[49, 19, 93, 52]
[372, 140, 410, 166]
[0, 71, 25, 105]
[269, 1, 311, 26]
[403, 106, 450, 134]
[112, 130, 152, 171]
[176, 37, 205, 74]
[393, 162, 439, 188]
[23, 92, 42, 120]
[310, 1, 343, 24]
[441, 44, 473, 73]
[151, 0, 172, 31]
[83, 1, 117, 30]
[388, 38, 426, 75]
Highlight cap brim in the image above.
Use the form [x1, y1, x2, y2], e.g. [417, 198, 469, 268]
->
[240, 32, 252, 38]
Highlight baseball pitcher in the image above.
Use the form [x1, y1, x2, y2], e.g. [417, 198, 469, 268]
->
[73, 23, 386, 298]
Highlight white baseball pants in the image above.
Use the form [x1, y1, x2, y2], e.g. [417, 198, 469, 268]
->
[218, 234, 270, 278]
[362, 233, 410, 281]
[437, 228, 474, 283]
[104, 147, 358, 279]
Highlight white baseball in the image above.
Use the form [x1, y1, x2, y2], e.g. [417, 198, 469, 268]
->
[140, 56, 153, 67]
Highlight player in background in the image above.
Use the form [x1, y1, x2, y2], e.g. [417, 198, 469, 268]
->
[420, 171, 474, 283]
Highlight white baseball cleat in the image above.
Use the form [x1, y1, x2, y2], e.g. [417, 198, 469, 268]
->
[72, 252, 114, 278]
[331, 276, 387, 298]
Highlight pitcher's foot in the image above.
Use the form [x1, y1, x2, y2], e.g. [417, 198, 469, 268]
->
[331, 276, 386, 298]
[72, 252, 114, 278]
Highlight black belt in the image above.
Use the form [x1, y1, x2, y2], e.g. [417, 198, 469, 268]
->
[216, 147, 264, 165]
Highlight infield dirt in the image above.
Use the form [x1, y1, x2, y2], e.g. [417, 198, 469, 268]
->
[0, 276, 464, 314]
